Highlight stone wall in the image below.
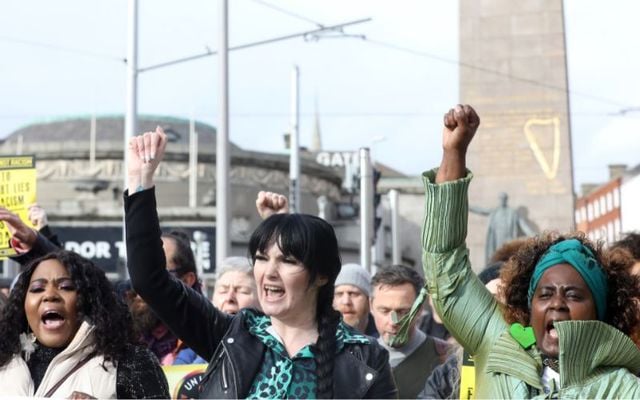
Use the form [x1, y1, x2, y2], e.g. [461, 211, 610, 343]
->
[460, 0, 575, 270]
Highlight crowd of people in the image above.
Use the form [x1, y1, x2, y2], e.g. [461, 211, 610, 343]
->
[0, 104, 638, 398]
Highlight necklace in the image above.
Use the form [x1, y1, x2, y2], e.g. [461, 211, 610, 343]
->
[542, 355, 559, 373]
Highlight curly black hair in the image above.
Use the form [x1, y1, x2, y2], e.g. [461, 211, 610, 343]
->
[500, 231, 640, 343]
[0, 250, 134, 368]
[611, 231, 640, 261]
[490, 237, 528, 263]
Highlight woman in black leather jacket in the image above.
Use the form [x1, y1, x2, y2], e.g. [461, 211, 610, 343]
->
[125, 127, 398, 398]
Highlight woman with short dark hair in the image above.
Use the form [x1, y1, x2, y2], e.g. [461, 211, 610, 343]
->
[125, 127, 397, 398]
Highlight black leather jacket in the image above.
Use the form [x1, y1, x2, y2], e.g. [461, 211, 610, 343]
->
[199, 311, 397, 399]
[125, 188, 398, 399]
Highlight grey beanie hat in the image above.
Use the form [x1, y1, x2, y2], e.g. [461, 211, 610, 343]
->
[334, 263, 371, 297]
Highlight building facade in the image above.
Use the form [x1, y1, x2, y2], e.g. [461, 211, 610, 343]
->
[576, 164, 640, 243]
[0, 115, 348, 279]
[575, 178, 622, 244]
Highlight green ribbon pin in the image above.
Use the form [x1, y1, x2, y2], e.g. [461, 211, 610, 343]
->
[509, 323, 536, 349]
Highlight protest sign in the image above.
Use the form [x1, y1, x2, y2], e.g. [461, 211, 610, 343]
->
[162, 364, 208, 399]
[0, 155, 36, 259]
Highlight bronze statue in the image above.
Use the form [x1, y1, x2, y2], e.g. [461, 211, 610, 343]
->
[470, 192, 536, 264]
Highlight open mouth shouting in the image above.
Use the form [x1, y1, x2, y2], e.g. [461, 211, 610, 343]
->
[546, 319, 559, 341]
[41, 309, 67, 331]
[263, 285, 285, 300]
[538, 316, 570, 357]
[30, 304, 80, 348]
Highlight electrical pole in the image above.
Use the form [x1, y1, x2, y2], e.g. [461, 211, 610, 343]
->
[360, 148, 373, 272]
[216, 0, 231, 267]
[189, 117, 198, 208]
[389, 189, 401, 264]
[289, 65, 301, 213]
[122, 0, 138, 269]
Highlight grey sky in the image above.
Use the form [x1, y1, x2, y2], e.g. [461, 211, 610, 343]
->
[0, 0, 638, 191]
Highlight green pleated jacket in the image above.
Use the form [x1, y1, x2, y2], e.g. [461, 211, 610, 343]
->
[421, 169, 640, 399]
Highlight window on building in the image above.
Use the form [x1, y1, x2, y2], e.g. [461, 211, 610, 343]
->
[581, 207, 587, 222]
[614, 219, 621, 241]
[600, 196, 606, 216]
[588, 203, 594, 221]
[613, 189, 620, 208]
[606, 192, 613, 212]
[608, 222, 614, 243]
[575, 210, 581, 224]
[594, 201, 600, 218]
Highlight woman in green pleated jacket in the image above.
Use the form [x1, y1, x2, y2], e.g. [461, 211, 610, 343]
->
[396, 104, 640, 398]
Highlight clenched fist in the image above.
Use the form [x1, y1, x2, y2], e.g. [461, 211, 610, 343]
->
[256, 191, 289, 220]
[442, 104, 480, 154]
[436, 104, 480, 183]
[127, 126, 168, 195]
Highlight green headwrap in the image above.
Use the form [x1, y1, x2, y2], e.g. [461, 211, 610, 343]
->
[527, 238, 608, 320]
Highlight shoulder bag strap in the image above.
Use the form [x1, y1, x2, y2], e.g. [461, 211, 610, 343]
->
[44, 351, 98, 398]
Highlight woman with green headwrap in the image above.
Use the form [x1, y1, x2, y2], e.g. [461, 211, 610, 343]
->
[395, 104, 640, 398]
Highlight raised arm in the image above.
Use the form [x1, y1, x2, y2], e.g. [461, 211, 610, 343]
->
[0, 207, 59, 265]
[28, 204, 63, 247]
[0, 207, 38, 253]
[469, 205, 491, 216]
[517, 217, 536, 237]
[125, 127, 231, 361]
[423, 105, 506, 354]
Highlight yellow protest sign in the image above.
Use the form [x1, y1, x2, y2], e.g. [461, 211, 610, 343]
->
[0, 155, 36, 259]
[459, 350, 475, 399]
[162, 364, 208, 399]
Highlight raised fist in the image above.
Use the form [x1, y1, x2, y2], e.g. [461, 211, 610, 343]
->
[127, 126, 168, 193]
[256, 191, 289, 220]
[442, 104, 480, 154]
[435, 104, 480, 183]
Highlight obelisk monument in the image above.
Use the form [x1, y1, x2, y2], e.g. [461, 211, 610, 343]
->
[460, 0, 575, 270]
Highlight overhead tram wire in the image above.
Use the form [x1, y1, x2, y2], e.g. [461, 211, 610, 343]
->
[7, 0, 627, 116]
[0, 110, 617, 123]
[240, 0, 635, 112]
[0, 35, 125, 63]
[247, 0, 365, 41]
[361, 37, 631, 110]
[221, 110, 619, 118]
[248, 0, 325, 28]
[137, 18, 371, 73]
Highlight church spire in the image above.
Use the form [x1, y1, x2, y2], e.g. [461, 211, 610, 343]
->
[310, 99, 322, 152]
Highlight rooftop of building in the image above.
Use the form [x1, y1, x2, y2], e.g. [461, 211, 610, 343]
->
[1, 114, 241, 150]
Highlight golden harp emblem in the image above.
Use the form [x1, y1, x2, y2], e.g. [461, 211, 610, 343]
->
[524, 117, 561, 180]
